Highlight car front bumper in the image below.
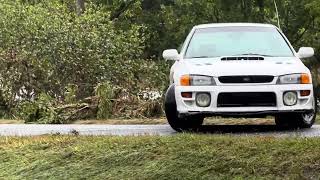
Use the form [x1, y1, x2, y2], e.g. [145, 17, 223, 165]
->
[175, 84, 314, 117]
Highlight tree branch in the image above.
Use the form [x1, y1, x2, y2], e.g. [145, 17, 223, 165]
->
[110, 0, 137, 21]
[292, 17, 314, 45]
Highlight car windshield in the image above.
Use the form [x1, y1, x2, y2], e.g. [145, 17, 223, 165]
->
[185, 26, 294, 59]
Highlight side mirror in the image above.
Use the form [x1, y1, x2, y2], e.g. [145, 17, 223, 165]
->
[297, 47, 314, 59]
[163, 49, 179, 61]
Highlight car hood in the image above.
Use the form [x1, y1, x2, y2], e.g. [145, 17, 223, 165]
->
[180, 57, 309, 77]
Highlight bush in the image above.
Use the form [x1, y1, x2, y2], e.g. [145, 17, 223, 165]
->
[95, 82, 114, 119]
[0, 1, 145, 107]
[19, 93, 58, 124]
[19, 92, 98, 124]
[0, 1, 168, 122]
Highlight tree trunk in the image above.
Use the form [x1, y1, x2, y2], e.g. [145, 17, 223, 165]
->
[241, 0, 251, 21]
[76, 0, 85, 15]
[257, 0, 265, 22]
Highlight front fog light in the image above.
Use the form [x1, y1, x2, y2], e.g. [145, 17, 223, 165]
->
[283, 91, 297, 106]
[196, 93, 211, 107]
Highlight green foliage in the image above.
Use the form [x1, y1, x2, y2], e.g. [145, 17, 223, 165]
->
[65, 84, 78, 104]
[0, 0, 168, 121]
[19, 92, 97, 124]
[19, 93, 58, 124]
[0, 0, 145, 106]
[95, 82, 114, 119]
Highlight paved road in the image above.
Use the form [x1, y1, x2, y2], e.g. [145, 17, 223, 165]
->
[1, 124, 320, 137]
[0, 124, 175, 136]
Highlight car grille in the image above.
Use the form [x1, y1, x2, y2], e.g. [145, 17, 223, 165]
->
[218, 76, 274, 84]
[217, 92, 277, 107]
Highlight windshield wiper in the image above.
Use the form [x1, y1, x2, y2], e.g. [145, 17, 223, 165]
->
[233, 53, 274, 57]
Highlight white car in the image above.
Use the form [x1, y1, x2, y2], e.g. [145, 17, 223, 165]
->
[163, 23, 316, 131]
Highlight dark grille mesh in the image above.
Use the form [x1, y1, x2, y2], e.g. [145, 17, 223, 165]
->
[218, 76, 274, 83]
[217, 92, 277, 107]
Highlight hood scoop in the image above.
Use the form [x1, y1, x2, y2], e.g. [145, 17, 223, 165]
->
[221, 56, 264, 61]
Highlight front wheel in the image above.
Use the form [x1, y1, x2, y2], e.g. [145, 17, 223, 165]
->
[298, 110, 316, 128]
[275, 96, 316, 129]
[275, 112, 316, 128]
[164, 85, 203, 132]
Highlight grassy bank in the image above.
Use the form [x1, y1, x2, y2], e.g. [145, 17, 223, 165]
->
[1, 134, 320, 179]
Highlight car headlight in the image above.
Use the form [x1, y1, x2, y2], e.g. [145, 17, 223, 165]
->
[180, 75, 216, 86]
[277, 73, 311, 84]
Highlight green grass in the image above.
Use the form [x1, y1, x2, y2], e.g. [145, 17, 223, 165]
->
[1, 135, 320, 179]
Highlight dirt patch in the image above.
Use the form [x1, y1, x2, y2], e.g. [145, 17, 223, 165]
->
[72, 118, 167, 125]
[0, 119, 24, 124]
[73, 117, 275, 125]
[205, 117, 275, 125]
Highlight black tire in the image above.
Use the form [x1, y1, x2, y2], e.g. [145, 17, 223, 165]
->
[164, 85, 204, 132]
[275, 95, 317, 129]
[275, 114, 294, 128]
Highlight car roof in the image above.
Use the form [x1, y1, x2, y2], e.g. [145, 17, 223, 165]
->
[194, 23, 277, 29]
